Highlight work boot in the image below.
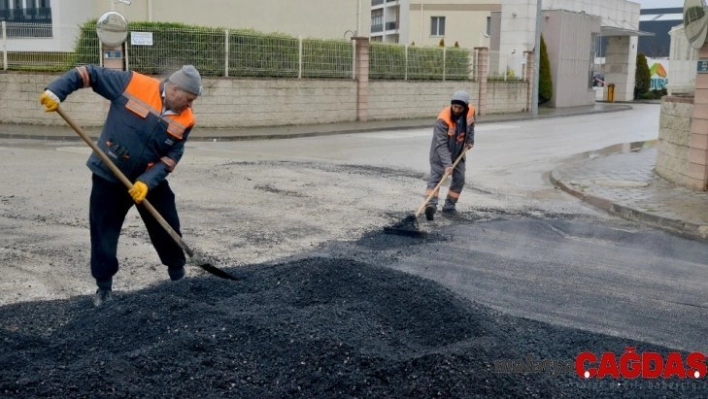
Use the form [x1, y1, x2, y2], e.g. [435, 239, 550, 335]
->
[442, 197, 458, 216]
[441, 207, 458, 217]
[168, 267, 186, 281]
[425, 205, 436, 221]
[93, 288, 112, 308]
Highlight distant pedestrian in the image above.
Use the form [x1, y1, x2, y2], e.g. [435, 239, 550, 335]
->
[424, 90, 475, 220]
[39, 64, 202, 307]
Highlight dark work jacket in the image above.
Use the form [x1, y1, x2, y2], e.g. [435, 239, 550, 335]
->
[46, 65, 195, 189]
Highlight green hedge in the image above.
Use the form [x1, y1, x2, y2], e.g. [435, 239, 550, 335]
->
[69, 20, 472, 80]
[369, 42, 471, 80]
[539, 35, 553, 104]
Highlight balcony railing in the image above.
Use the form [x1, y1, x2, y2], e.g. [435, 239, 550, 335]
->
[371, 24, 383, 33]
[385, 21, 398, 30]
[372, 0, 384, 6]
[0, 7, 52, 23]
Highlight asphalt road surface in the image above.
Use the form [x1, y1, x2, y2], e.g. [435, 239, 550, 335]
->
[2, 103, 708, 397]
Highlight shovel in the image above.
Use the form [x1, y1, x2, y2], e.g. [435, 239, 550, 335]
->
[56, 106, 237, 280]
[383, 147, 468, 237]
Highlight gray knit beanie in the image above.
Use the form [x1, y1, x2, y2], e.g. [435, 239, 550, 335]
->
[168, 65, 202, 96]
[451, 90, 470, 106]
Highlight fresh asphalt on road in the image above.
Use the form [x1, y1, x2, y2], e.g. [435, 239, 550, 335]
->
[1, 103, 707, 397]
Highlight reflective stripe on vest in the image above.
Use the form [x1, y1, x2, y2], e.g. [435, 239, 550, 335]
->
[75, 66, 90, 88]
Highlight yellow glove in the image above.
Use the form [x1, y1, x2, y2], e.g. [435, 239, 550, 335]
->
[129, 181, 148, 203]
[39, 90, 60, 112]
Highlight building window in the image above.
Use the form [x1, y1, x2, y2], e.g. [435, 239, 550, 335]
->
[1, 0, 52, 36]
[486, 16, 491, 35]
[431, 16, 445, 36]
[371, 9, 383, 33]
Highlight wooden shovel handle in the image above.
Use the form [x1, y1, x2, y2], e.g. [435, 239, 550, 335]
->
[415, 147, 468, 217]
[56, 106, 195, 257]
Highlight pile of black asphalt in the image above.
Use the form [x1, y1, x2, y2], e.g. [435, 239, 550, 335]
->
[1, 222, 706, 398]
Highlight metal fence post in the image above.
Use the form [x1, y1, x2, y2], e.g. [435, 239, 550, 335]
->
[124, 42, 130, 71]
[442, 46, 446, 81]
[2, 21, 7, 70]
[352, 39, 356, 80]
[404, 44, 408, 81]
[298, 35, 303, 79]
[224, 29, 229, 77]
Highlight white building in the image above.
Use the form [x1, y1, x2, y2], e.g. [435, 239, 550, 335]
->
[1, 0, 370, 52]
[489, 0, 646, 105]
[369, 0, 496, 50]
[667, 24, 698, 95]
[2, 0, 645, 104]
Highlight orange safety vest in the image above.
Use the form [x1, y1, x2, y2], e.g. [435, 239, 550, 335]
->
[123, 72, 195, 140]
[437, 105, 475, 143]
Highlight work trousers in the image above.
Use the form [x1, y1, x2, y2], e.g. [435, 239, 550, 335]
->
[426, 157, 465, 210]
[90, 174, 186, 284]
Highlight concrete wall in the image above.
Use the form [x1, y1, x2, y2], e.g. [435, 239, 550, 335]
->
[485, 81, 528, 113]
[368, 81, 479, 120]
[656, 96, 693, 186]
[367, 80, 527, 120]
[604, 35, 638, 102]
[200, 79, 358, 127]
[0, 71, 527, 128]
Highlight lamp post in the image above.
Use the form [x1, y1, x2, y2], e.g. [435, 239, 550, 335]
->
[109, 0, 131, 11]
[531, 0, 542, 118]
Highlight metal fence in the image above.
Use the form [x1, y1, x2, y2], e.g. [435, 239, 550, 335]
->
[0, 22, 74, 71]
[486, 50, 528, 81]
[1, 22, 479, 81]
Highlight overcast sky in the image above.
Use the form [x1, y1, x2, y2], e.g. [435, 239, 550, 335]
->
[631, 0, 682, 9]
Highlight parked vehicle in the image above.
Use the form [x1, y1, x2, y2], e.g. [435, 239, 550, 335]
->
[593, 73, 605, 87]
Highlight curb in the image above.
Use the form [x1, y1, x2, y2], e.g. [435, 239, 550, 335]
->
[549, 169, 708, 244]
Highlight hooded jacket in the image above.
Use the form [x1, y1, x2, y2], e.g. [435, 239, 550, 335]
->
[429, 93, 475, 167]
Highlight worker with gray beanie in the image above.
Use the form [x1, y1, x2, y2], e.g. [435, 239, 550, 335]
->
[40, 64, 202, 307]
[168, 65, 202, 97]
[424, 90, 476, 220]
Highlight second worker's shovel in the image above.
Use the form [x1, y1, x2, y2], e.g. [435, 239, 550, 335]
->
[56, 106, 237, 281]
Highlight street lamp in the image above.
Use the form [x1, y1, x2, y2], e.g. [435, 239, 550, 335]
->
[109, 0, 131, 11]
[531, 0, 542, 118]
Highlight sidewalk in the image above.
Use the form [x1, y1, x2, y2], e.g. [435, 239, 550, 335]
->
[550, 144, 708, 243]
[0, 102, 630, 141]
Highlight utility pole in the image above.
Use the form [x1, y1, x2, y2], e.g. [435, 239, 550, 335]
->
[356, 0, 361, 36]
[531, 0, 542, 118]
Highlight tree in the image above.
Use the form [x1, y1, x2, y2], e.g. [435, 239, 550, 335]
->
[539, 35, 553, 104]
[635, 53, 651, 99]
